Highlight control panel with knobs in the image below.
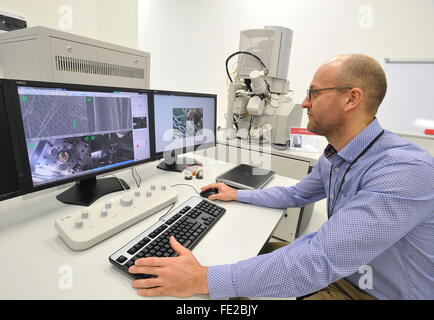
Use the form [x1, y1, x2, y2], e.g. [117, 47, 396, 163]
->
[55, 184, 177, 250]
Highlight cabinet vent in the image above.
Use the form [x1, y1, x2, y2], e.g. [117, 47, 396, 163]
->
[55, 55, 145, 79]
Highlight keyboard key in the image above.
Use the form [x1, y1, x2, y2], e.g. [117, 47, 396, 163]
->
[116, 255, 127, 263]
[183, 240, 192, 248]
[125, 260, 135, 268]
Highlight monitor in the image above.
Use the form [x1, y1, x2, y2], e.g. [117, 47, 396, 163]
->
[0, 79, 24, 201]
[152, 90, 216, 172]
[7, 80, 154, 206]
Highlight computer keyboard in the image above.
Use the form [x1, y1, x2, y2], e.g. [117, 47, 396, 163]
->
[55, 184, 177, 250]
[109, 196, 226, 279]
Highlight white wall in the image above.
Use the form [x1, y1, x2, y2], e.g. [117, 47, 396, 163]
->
[138, 0, 434, 138]
[0, 0, 138, 49]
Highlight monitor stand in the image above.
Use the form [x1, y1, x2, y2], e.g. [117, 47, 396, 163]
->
[56, 176, 130, 206]
[157, 153, 202, 172]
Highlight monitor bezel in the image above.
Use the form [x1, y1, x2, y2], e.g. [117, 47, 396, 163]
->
[151, 89, 217, 160]
[0, 79, 25, 201]
[6, 79, 156, 194]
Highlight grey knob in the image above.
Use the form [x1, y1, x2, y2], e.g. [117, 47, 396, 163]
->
[134, 190, 141, 197]
[150, 185, 156, 190]
[161, 185, 167, 191]
[75, 219, 83, 228]
[105, 201, 112, 209]
[100, 209, 108, 217]
[81, 210, 89, 219]
[146, 191, 152, 197]
[120, 194, 134, 207]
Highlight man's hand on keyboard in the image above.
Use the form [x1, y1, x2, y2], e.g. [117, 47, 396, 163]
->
[201, 183, 237, 201]
[129, 236, 209, 298]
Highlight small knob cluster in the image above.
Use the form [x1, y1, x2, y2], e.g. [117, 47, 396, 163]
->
[73, 185, 169, 229]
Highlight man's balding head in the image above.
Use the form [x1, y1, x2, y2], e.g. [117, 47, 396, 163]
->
[329, 54, 387, 114]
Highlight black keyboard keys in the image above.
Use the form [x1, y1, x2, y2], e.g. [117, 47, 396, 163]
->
[110, 198, 226, 279]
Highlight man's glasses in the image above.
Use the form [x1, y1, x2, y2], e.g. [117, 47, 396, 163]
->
[306, 86, 353, 101]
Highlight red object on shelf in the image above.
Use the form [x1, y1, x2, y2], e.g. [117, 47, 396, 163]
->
[290, 128, 318, 135]
[424, 129, 434, 135]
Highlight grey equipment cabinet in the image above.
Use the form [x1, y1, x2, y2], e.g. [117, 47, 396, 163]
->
[0, 26, 150, 89]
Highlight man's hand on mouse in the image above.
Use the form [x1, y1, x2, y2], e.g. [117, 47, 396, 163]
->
[201, 183, 237, 201]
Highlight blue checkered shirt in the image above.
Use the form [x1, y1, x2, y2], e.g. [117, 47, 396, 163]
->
[207, 119, 434, 299]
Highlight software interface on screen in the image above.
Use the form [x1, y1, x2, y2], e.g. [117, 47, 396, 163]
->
[17, 86, 151, 186]
[154, 94, 215, 153]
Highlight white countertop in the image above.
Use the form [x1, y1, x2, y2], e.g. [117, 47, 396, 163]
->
[216, 130, 322, 165]
[0, 155, 299, 300]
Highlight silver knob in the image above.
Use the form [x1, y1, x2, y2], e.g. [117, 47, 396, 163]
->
[75, 219, 83, 228]
[150, 185, 156, 190]
[134, 190, 141, 197]
[146, 191, 152, 197]
[81, 210, 89, 219]
[161, 185, 166, 191]
[105, 201, 112, 209]
[120, 194, 134, 207]
[100, 209, 108, 217]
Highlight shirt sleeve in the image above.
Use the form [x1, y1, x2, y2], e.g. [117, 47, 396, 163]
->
[207, 158, 434, 299]
[236, 157, 327, 208]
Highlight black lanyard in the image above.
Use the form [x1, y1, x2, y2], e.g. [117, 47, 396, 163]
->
[327, 130, 385, 218]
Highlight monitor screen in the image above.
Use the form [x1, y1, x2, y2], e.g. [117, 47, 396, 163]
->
[0, 81, 23, 200]
[16, 85, 152, 187]
[153, 92, 216, 154]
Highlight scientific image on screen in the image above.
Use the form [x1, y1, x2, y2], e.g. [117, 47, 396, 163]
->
[154, 94, 215, 154]
[172, 108, 203, 138]
[18, 86, 151, 186]
[26, 137, 93, 185]
[89, 131, 134, 169]
[133, 117, 148, 129]
[25, 132, 135, 185]
[19, 94, 132, 139]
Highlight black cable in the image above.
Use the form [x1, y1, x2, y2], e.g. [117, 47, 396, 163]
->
[131, 167, 142, 188]
[233, 114, 239, 130]
[225, 51, 268, 83]
[247, 115, 254, 142]
[159, 184, 201, 220]
[159, 202, 177, 221]
[170, 183, 201, 195]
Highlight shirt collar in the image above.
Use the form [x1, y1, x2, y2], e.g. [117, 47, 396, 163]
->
[323, 118, 384, 163]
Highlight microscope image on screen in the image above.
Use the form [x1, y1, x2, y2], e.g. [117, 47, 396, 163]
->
[26, 131, 134, 184]
[172, 108, 203, 138]
[27, 137, 93, 184]
[89, 131, 134, 169]
[133, 116, 148, 129]
[18, 89, 142, 186]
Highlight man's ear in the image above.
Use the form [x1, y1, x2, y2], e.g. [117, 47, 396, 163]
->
[344, 88, 364, 112]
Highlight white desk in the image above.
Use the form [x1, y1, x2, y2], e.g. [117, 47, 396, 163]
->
[0, 156, 299, 300]
[196, 131, 326, 241]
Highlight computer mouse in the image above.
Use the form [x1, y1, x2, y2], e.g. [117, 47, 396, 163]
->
[199, 188, 219, 199]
